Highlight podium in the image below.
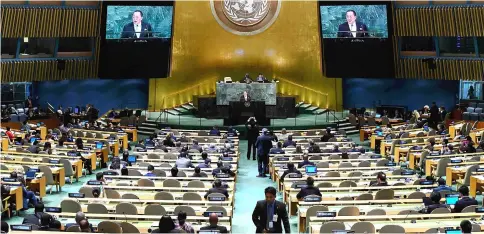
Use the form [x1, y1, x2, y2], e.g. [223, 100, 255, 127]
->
[224, 101, 269, 126]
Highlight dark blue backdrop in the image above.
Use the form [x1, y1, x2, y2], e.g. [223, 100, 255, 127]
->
[343, 78, 459, 111]
[34, 79, 149, 115]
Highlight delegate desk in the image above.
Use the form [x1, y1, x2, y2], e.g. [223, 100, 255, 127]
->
[103, 178, 236, 190]
[446, 163, 484, 187]
[308, 213, 484, 234]
[104, 175, 235, 183]
[285, 184, 436, 216]
[81, 185, 235, 204]
[298, 198, 438, 233]
[1, 161, 65, 191]
[3, 152, 84, 181]
[10, 145, 98, 172]
[273, 165, 400, 184]
[470, 174, 484, 197]
[49, 213, 231, 233]
[0, 170, 47, 199]
[360, 123, 408, 142]
[449, 121, 465, 139]
[71, 129, 130, 150]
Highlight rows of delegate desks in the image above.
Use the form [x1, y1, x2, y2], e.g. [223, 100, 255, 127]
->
[44, 129, 239, 232]
[270, 126, 484, 234]
[0, 125, 138, 218]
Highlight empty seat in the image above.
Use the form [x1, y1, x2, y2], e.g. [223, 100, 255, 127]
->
[97, 221, 122, 233]
[475, 108, 483, 113]
[144, 204, 166, 215]
[183, 192, 202, 201]
[121, 193, 139, 199]
[320, 222, 345, 234]
[120, 222, 140, 233]
[471, 113, 480, 121]
[60, 200, 82, 213]
[87, 203, 108, 214]
[338, 206, 359, 216]
[468, 107, 475, 112]
[463, 112, 470, 120]
[367, 209, 386, 215]
[351, 221, 375, 233]
[115, 203, 138, 215]
[379, 225, 405, 233]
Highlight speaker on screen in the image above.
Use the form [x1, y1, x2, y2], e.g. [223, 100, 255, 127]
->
[99, 1, 174, 79]
[318, 1, 395, 78]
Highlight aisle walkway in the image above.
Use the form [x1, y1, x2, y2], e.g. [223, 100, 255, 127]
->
[232, 141, 298, 233]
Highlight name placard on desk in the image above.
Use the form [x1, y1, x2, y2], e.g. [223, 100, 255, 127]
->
[475, 207, 484, 213]
[137, 149, 147, 152]
[146, 146, 155, 150]
[49, 159, 59, 164]
[68, 193, 85, 198]
[371, 155, 382, 159]
[221, 157, 233, 161]
[208, 196, 226, 201]
[45, 207, 62, 213]
[451, 159, 463, 163]
[10, 225, 32, 231]
[419, 180, 433, 185]
[2, 178, 17, 182]
[476, 168, 484, 172]
[276, 157, 289, 161]
[103, 171, 118, 175]
[401, 171, 415, 175]
[386, 162, 396, 166]
[87, 180, 102, 185]
[304, 196, 322, 202]
[215, 173, 229, 178]
[294, 183, 308, 188]
[288, 174, 303, 178]
[316, 211, 336, 217]
[83, 147, 92, 150]
[203, 211, 224, 217]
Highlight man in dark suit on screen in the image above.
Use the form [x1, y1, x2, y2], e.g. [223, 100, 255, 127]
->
[121, 10, 153, 39]
[337, 10, 368, 38]
[252, 186, 290, 233]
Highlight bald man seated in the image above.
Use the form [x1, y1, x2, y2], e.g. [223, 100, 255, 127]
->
[200, 213, 228, 233]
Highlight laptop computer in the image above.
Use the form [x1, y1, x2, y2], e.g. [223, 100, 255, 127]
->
[445, 194, 459, 207]
[305, 165, 317, 175]
[375, 114, 381, 118]
[128, 155, 137, 163]
[25, 170, 36, 180]
[96, 142, 103, 149]
[445, 229, 462, 234]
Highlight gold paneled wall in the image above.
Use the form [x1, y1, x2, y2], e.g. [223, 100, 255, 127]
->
[0, 5, 100, 82]
[1, 7, 99, 38]
[394, 5, 484, 80]
[394, 6, 484, 37]
[149, 1, 342, 111]
[1, 59, 98, 82]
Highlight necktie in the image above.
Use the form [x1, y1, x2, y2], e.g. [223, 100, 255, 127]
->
[267, 202, 274, 229]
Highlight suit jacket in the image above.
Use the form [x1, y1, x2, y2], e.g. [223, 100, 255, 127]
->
[337, 21, 368, 38]
[252, 200, 290, 233]
[204, 187, 229, 199]
[256, 134, 273, 156]
[121, 21, 153, 39]
[240, 95, 251, 102]
[22, 212, 44, 226]
[454, 197, 478, 213]
[200, 225, 228, 233]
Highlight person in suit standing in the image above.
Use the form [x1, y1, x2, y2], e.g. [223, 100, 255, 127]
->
[252, 186, 290, 233]
[240, 91, 251, 102]
[337, 10, 368, 38]
[200, 213, 228, 233]
[246, 117, 259, 160]
[429, 102, 440, 129]
[240, 73, 252, 83]
[255, 129, 273, 177]
[121, 10, 153, 39]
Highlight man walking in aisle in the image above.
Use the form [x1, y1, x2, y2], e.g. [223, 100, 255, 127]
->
[255, 128, 272, 177]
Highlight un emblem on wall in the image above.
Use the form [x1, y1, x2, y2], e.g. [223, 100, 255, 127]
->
[211, 0, 281, 36]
